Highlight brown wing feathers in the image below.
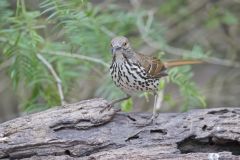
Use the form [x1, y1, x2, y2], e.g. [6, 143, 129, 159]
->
[135, 53, 202, 78]
[135, 53, 167, 78]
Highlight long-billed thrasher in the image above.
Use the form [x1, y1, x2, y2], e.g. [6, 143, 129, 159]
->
[104, 36, 201, 122]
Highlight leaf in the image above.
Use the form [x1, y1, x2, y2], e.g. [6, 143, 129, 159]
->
[222, 11, 238, 25]
[158, 79, 165, 90]
[189, 45, 207, 59]
[169, 66, 206, 110]
[121, 99, 133, 112]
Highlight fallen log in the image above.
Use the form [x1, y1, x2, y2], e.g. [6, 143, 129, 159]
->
[0, 98, 239, 159]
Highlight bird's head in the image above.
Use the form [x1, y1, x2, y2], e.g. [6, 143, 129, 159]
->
[110, 36, 132, 55]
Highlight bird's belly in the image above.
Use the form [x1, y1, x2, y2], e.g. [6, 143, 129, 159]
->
[110, 62, 159, 95]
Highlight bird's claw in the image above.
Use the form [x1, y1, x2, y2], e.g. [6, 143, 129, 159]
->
[134, 119, 154, 127]
[133, 115, 157, 127]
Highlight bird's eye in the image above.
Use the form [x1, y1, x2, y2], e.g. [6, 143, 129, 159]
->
[123, 42, 127, 46]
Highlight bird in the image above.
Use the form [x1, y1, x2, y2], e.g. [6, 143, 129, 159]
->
[103, 36, 201, 123]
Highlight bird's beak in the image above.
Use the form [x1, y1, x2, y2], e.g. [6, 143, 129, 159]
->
[111, 47, 121, 54]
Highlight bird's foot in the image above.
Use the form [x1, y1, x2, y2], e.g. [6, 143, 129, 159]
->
[134, 120, 152, 127]
[134, 114, 158, 127]
[149, 113, 159, 125]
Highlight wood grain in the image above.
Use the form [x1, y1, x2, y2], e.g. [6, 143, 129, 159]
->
[0, 98, 239, 159]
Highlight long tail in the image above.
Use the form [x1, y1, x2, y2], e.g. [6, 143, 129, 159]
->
[164, 60, 202, 68]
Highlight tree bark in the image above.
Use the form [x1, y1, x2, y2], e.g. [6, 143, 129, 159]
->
[0, 98, 240, 160]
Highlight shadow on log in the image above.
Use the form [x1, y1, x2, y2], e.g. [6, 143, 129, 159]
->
[0, 98, 240, 159]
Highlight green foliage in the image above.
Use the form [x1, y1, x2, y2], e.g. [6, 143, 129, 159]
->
[0, 0, 207, 112]
[1, 0, 83, 110]
[168, 66, 206, 111]
[222, 11, 239, 25]
[121, 99, 133, 112]
[206, 6, 238, 28]
[0, 0, 13, 26]
[159, 0, 186, 15]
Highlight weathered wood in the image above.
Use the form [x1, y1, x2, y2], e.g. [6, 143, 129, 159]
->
[0, 98, 240, 159]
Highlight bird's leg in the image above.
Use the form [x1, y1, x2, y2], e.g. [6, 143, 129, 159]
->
[152, 93, 158, 119]
[145, 92, 161, 125]
[100, 95, 131, 113]
[144, 93, 158, 125]
[135, 92, 159, 127]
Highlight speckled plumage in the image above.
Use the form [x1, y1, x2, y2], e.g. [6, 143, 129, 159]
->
[107, 36, 202, 122]
[110, 56, 162, 95]
[110, 36, 167, 95]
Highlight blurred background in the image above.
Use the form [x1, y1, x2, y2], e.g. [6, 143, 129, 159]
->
[0, 0, 240, 123]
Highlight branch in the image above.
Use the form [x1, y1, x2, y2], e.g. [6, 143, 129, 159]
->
[43, 51, 110, 68]
[136, 12, 240, 68]
[163, 46, 240, 68]
[0, 98, 239, 159]
[100, 26, 116, 38]
[36, 53, 65, 105]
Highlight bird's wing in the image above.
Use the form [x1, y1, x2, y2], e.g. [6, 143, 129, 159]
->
[133, 53, 167, 79]
[133, 53, 202, 79]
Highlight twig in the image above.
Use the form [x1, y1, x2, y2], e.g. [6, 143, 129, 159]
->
[36, 54, 65, 105]
[100, 26, 116, 38]
[145, 10, 155, 32]
[43, 51, 110, 68]
[166, 0, 209, 29]
[130, 0, 142, 10]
